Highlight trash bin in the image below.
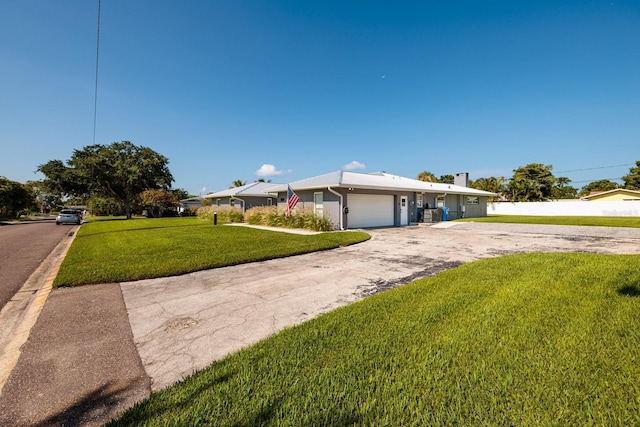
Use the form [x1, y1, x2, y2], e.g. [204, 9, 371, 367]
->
[442, 206, 448, 221]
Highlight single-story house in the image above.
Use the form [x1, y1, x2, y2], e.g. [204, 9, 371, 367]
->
[203, 182, 279, 212]
[581, 188, 640, 202]
[267, 171, 496, 230]
[179, 197, 205, 211]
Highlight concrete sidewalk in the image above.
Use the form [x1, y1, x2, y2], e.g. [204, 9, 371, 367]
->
[2, 223, 640, 425]
[0, 284, 150, 427]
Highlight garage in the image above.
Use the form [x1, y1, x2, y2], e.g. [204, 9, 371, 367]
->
[347, 194, 394, 228]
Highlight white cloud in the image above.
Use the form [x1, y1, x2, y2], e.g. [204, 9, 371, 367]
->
[256, 164, 285, 177]
[343, 160, 366, 171]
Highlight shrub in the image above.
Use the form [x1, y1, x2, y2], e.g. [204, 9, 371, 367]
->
[245, 206, 334, 231]
[197, 206, 244, 223]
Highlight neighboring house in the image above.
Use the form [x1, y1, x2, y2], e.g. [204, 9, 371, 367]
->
[179, 197, 205, 211]
[203, 182, 279, 212]
[581, 188, 640, 202]
[267, 171, 496, 230]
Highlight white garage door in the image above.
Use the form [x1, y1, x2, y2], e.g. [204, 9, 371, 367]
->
[348, 194, 394, 228]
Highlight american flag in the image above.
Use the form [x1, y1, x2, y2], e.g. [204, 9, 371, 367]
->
[285, 184, 300, 218]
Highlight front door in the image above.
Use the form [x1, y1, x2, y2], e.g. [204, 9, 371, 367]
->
[400, 196, 409, 225]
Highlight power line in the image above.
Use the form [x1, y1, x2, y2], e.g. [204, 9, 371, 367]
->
[92, 0, 101, 145]
[570, 178, 624, 184]
[556, 164, 632, 174]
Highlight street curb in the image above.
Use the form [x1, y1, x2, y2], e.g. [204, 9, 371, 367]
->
[0, 225, 80, 395]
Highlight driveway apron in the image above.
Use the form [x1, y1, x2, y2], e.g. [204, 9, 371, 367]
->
[121, 223, 640, 392]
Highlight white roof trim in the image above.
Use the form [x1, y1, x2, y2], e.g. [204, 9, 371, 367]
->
[266, 171, 496, 196]
[203, 182, 280, 199]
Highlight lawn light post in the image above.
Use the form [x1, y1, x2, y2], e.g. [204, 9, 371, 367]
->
[214, 211, 217, 225]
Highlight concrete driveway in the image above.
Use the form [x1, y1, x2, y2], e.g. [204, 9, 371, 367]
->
[121, 222, 640, 391]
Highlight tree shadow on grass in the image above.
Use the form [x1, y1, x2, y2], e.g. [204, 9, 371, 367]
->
[109, 369, 236, 425]
[618, 284, 640, 297]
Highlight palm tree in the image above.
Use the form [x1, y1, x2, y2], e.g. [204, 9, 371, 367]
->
[471, 176, 506, 202]
[416, 171, 437, 182]
[231, 179, 246, 188]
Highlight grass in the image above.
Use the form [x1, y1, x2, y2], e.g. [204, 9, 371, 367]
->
[53, 217, 369, 287]
[458, 214, 640, 228]
[109, 252, 640, 426]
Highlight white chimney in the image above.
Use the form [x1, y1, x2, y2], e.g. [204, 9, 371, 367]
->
[454, 172, 469, 187]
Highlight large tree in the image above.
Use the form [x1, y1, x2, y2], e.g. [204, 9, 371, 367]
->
[437, 174, 454, 184]
[38, 141, 174, 218]
[506, 163, 575, 201]
[579, 179, 619, 197]
[25, 180, 60, 214]
[139, 189, 179, 218]
[0, 177, 36, 218]
[622, 160, 640, 190]
[552, 176, 578, 199]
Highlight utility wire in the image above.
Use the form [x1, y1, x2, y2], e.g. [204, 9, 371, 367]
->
[570, 178, 624, 184]
[93, 0, 101, 145]
[556, 164, 632, 174]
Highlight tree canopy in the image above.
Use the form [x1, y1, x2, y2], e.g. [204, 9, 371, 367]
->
[139, 189, 179, 218]
[505, 163, 577, 201]
[416, 171, 437, 182]
[438, 174, 454, 184]
[579, 179, 619, 196]
[470, 177, 506, 202]
[622, 161, 640, 190]
[38, 141, 174, 218]
[0, 177, 36, 218]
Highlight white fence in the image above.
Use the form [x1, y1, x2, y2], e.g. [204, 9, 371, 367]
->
[488, 200, 640, 217]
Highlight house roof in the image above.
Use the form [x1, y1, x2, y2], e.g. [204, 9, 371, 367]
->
[581, 188, 640, 200]
[267, 171, 496, 197]
[203, 182, 280, 199]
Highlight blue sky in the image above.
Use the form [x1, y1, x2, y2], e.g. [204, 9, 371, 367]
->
[1, 1, 639, 195]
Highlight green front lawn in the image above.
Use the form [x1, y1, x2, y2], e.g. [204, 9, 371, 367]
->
[110, 252, 640, 426]
[458, 214, 640, 228]
[54, 217, 369, 287]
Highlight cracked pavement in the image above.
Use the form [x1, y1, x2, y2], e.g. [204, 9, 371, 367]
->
[121, 222, 640, 391]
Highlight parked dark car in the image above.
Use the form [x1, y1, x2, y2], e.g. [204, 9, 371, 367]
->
[56, 209, 82, 225]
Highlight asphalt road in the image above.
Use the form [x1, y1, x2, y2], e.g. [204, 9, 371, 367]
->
[0, 219, 73, 310]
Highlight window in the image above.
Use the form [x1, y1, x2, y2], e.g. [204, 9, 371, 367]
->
[314, 192, 323, 216]
[267, 198, 272, 206]
[466, 196, 479, 205]
[216, 199, 221, 206]
[417, 194, 423, 208]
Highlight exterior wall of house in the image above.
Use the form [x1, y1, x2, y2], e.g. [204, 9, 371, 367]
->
[240, 196, 277, 209]
[277, 189, 342, 229]
[276, 188, 491, 228]
[212, 196, 276, 210]
[587, 192, 640, 202]
[420, 193, 487, 220]
[180, 200, 203, 210]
